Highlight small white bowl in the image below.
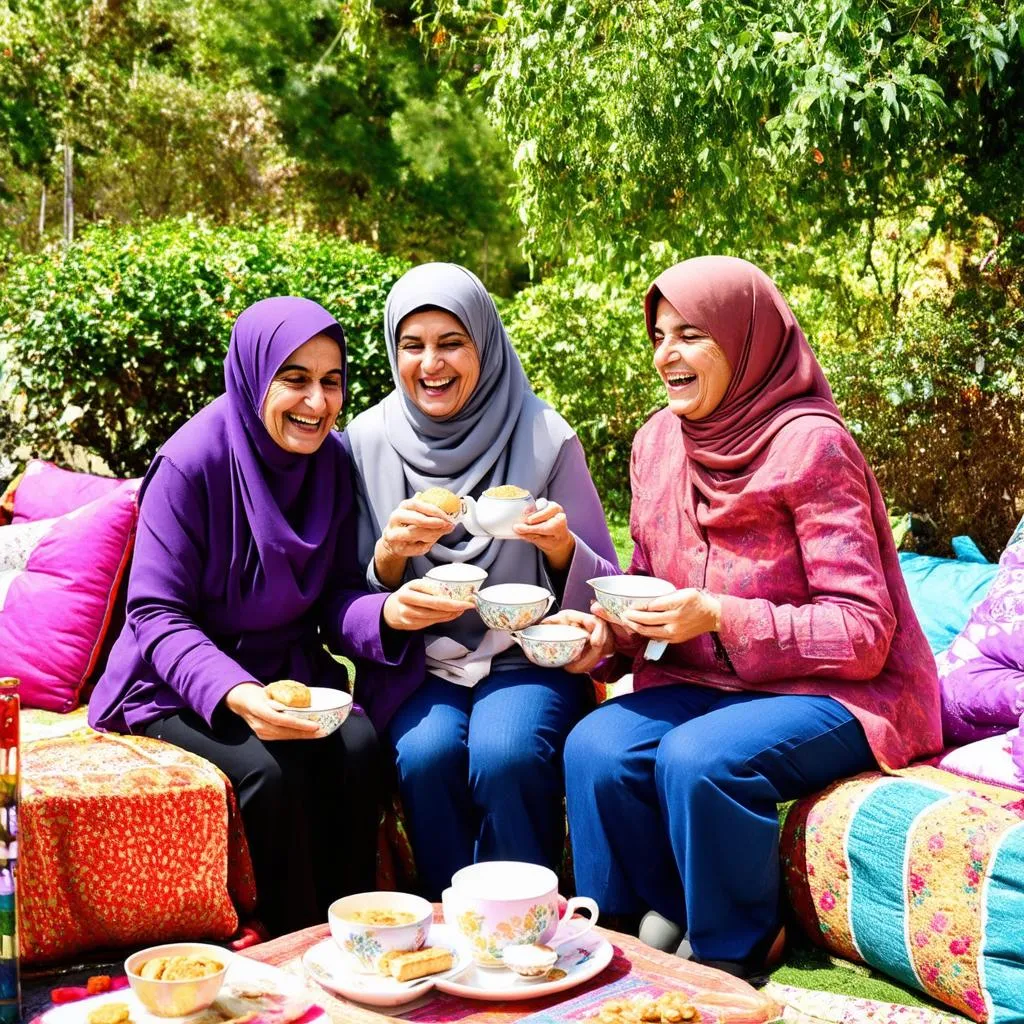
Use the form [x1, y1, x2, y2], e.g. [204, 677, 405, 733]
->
[125, 942, 231, 1017]
[475, 583, 554, 632]
[329, 891, 434, 974]
[424, 563, 489, 601]
[512, 624, 589, 668]
[588, 575, 676, 623]
[268, 686, 353, 737]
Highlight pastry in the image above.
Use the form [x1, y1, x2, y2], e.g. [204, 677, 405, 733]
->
[87, 1004, 131, 1024]
[386, 946, 454, 981]
[265, 680, 311, 709]
[590, 993, 700, 1024]
[138, 954, 224, 981]
[418, 487, 462, 516]
[483, 485, 529, 498]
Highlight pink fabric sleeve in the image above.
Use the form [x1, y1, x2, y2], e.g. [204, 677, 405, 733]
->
[716, 428, 897, 683]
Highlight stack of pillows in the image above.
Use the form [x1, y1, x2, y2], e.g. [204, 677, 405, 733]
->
[0, 460, 140, 712]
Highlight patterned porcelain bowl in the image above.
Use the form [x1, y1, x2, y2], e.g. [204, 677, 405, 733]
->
[424, 563, 489, 601]
[587, 575, 676, 623]
[474, 583, 554, 632]
[329, 891, 433, 974]
[512, 623, 589, 668]
[267, 686, 353, 737]
[125, 942, 231, 1017]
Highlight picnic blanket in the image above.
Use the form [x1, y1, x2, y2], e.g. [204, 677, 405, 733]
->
[20, 707, 255, 963]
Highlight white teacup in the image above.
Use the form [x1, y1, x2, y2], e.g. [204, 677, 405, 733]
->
[442, 861, 599, 967]
[328, 891, 433, 974]
[424, 563, 489, 601]
[588, 574, 677, 661]
[475, 583, 554, 632]
[460, 493, 544, 539]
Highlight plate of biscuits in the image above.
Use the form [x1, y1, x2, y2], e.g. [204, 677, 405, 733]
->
[302, 928, 472, 1008]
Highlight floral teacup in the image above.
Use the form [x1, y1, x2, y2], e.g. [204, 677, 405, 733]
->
[474, 583, 553, 632]
[424, 563, 489, 601]
[328, 891, 433, 974]
[442, 861, 599, 967]
[511, 623, 589, 668]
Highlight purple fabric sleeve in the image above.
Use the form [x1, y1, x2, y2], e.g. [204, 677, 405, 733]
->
[124, 459, 253, 726]
[545, 436, 620, 611]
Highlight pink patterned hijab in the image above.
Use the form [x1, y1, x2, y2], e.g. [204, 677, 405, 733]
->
[644, 256, 844, 503]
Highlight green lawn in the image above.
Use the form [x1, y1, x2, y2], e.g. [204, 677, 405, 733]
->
[608, 516, 634, 568]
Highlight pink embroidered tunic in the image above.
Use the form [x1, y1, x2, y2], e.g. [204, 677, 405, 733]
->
[614, 408, 942, 771]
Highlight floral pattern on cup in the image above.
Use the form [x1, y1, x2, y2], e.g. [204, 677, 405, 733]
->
[588, 576, 676, 625]
[456, 904, 553, 967]
[424, 565, 489, 602]
[329, 892, 432, 974]
[475, 584, 554, 632]
[342, 932, 384, 972]
[513, 624, 589, 668]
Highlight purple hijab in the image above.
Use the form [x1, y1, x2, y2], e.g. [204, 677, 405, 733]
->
[158, 296, 348, 609]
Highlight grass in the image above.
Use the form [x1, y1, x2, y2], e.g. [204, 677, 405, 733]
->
[607, 516, 634, 567]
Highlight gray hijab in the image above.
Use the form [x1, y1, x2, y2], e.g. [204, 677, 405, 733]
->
[346, 262, 575, 649]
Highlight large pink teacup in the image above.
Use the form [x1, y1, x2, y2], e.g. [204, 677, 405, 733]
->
[442, 861, 599, 967]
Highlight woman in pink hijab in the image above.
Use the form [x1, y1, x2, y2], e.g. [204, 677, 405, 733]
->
[555, 257, 942, 979]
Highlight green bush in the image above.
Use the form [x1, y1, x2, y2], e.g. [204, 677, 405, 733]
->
[0, 219, 409, 477]
[820, 302, 1024, 558]
[502, 267, 663, 514]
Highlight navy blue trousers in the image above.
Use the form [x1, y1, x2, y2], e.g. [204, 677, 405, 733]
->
[564, 685, 874, 963]
[388, 668, 591, 900]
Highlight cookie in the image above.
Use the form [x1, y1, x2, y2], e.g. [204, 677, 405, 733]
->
[387, 947, 454, 981]
[265, 680, 311, 709]
[87, 1003, 131, 1024]
[418, 487, 462, 516]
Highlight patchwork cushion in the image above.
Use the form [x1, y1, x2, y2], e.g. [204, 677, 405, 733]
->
[938, 514, 1024, 751]
[782, 765, 1024, 1023]
[0, 482, 139, 711]
[11, 459, 129, 524]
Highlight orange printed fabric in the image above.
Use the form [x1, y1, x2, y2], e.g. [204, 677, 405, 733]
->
[20, 708, 256, 963]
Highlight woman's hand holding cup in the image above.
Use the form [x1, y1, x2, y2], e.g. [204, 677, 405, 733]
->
[383, 579, 475, 632]
[513, 500, 576, 571]
[543, 610, 617, 674]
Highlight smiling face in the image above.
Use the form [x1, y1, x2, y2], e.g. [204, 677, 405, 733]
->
[261, 333, 345, 454]
[396, 308, 481, 420]
[652, 297, 733, 420]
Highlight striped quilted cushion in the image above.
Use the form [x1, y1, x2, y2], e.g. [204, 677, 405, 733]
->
[782, 766, 1024, 1022]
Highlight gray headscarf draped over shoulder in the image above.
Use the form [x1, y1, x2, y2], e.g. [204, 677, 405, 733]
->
[346, 262, 575, 589]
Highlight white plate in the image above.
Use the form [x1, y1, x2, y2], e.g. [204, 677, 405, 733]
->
[434, 924, 613, 1001]
[302, 929, 473, 1008]
[39, 955, 324, 1024]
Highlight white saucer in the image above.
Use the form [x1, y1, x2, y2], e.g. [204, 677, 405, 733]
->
[302, 928, 473, 1008]
[39, 956, 323, 1024]
[434, 924, 613, 1001]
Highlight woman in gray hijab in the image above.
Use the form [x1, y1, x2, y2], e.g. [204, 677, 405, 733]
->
[345, 262, 618, 899]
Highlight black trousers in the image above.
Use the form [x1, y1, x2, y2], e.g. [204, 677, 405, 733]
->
[143, 707, 381, 937]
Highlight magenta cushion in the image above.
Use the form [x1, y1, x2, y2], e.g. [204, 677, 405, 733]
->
[11, 460, 131, 523]
[0, 482, 140, 710]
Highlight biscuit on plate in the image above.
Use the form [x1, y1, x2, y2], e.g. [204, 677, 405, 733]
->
[387, 947, 454, 982]
[87, 1003, 131, 1024]
[265, 680, 311, 708]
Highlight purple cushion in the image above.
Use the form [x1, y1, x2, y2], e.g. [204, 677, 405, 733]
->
[12, 460, 132, 523]
[938, 515, 1024, 757]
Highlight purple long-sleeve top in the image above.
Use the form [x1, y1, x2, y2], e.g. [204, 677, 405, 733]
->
[88, 434, 424, 735]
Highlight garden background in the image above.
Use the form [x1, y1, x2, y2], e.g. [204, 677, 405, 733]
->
[1, 0, 1023, 1010]
[1, 0, 1022, 558]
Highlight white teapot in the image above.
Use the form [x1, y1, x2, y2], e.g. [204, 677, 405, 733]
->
[459, 490, 546, 539]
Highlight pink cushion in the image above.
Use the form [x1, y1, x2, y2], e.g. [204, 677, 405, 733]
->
[0, 482, 140, 711]
[12, 460, 132, 523]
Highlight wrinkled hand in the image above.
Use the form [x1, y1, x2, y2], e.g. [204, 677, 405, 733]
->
[378, 498, 457, 560]
[542, 610, 616, 674]
[383, 579, 475, 631]
[618, 587, 722, 645]
[513, 500, 575, 571]
[225, 682, 322, 741]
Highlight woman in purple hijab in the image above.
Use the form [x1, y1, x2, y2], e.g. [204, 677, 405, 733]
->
[88, 297, 423, 937]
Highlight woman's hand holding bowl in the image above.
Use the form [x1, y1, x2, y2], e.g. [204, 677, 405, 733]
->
[383, 579, 475, 631]
[543, 610, 617, 674]
[225, 682, 323, 741]
[512, 500, 576, 571]
[616, 587, 722, 644]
